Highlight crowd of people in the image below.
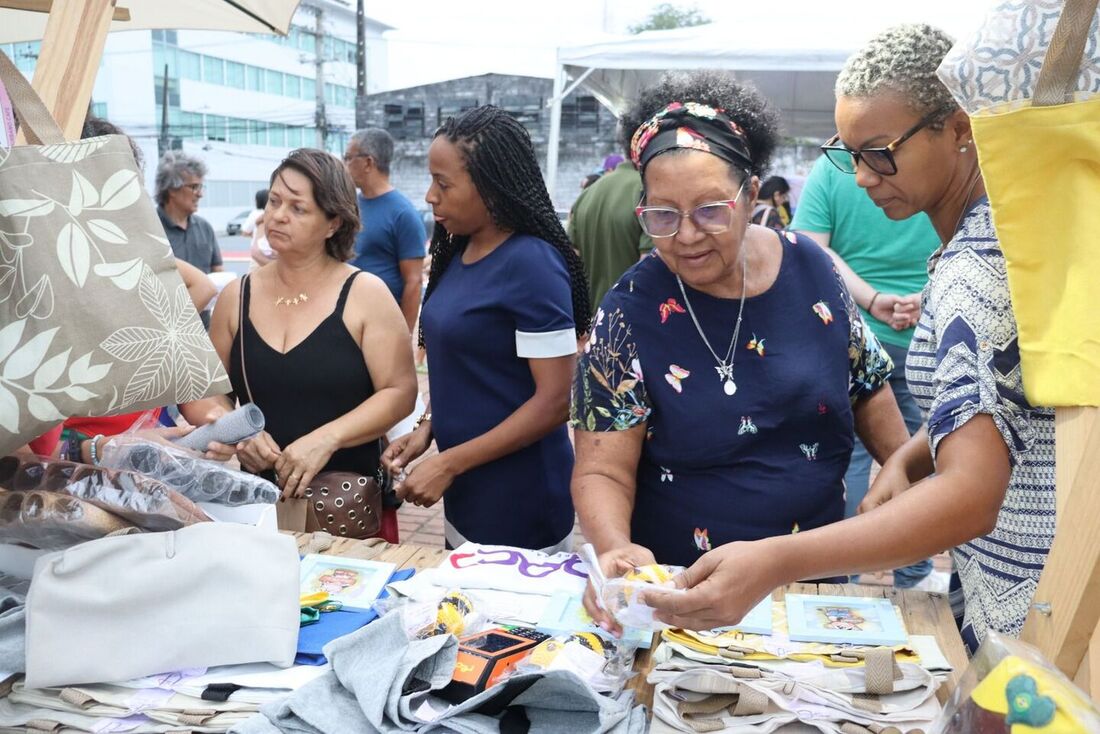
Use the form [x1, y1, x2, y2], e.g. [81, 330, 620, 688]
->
[20, 21, 1056, 656]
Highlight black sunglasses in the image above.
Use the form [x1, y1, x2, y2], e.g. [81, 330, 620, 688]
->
[820, 108, 946, 176]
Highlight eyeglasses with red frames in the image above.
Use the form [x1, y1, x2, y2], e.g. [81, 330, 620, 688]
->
[635, 182, 746, 238]
[820, 108, 948, 177]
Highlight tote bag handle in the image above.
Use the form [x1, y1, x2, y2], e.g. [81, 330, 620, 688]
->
[1034, 0, 1100, 106]
[0, 49, 65, 145]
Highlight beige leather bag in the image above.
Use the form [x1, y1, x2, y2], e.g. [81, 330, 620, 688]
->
[24, 522, 299, 688]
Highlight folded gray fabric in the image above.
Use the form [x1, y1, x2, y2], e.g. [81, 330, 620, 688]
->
[231, 613, 646, 734]
[0, 590, 25, 673]
[176, 404, 265, 453]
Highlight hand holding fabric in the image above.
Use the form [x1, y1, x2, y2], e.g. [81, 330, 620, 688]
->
[194, 405, 236, 461]
[891, 293, 922, 330]
[381, 424, 432, 475]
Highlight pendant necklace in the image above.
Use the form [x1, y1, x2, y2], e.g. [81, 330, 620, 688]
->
[675, 250, 748, 397]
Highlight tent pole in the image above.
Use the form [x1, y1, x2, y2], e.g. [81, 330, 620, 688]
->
[16, 0, 116, 142]
[545, 63, 565, 206]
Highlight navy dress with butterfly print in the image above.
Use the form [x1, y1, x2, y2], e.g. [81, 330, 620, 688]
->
[572, 231, 892, 567]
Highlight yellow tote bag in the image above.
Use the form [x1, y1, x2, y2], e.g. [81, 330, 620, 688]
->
[939, 0, 1100, 407]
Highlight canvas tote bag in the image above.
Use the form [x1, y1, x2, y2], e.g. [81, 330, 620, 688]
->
[0, 50, 229, 454]
[24, 522, 299, 688]
[938, 0, 1100, 406]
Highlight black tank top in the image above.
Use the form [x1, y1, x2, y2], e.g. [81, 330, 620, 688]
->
[229, 272, 380, 478]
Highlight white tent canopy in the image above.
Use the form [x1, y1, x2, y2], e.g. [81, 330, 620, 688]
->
[546, 3, 992, 196]
[0, 0, 301, 43]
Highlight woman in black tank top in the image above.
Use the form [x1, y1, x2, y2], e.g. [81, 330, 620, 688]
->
[182, 150, 418, 542]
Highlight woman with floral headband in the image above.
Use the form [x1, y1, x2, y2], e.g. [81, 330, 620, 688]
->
[571, 71, 909, 626]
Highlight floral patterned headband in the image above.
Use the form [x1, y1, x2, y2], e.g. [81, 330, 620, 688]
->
[629, 102, 753, 173]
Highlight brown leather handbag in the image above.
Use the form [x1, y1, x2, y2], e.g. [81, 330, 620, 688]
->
[237, 274, 383, 539]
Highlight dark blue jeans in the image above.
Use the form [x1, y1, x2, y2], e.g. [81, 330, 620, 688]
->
[846, 340, 932, 588]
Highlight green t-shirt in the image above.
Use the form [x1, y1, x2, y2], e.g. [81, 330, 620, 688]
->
[791, 155, 940, 349]
[568, 163, 653, 315]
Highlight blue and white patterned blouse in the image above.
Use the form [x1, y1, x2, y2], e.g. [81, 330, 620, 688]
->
[906, 197, 1055, 652]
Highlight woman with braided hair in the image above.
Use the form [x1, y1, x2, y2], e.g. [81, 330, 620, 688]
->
[382, 105, 590, 552]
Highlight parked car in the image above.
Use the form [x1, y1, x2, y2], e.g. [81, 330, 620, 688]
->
[225, 210, 251, 235]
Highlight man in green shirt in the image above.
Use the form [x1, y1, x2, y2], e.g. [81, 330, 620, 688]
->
[568, 160, 653, 315]
[792, 153, 945, 591]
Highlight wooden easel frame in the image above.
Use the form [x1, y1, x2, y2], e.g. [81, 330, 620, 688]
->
[0, 0, 120, 141]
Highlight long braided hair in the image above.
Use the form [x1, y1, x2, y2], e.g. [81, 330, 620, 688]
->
[420, 106, 591, 345]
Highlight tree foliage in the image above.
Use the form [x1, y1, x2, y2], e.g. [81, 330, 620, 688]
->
[629, 3, 710, 34]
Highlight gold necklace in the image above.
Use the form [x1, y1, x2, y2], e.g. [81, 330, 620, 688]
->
[275, 292, 309, 306]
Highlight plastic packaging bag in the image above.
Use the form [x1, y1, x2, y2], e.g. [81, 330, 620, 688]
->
[101, 436, 279, 506]
[374, 588, 491, 641]
[0, 488, 135, 550]
[601, 563, 685, 630]
[519, 632, 631, 693]
[0, 455, 210, 530]
[933, 630, 1100, 733]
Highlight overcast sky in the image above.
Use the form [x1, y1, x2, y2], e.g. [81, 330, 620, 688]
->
[368, 0, 992, 91]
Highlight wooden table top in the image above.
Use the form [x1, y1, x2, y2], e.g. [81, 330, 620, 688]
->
[293, 534, 968, 710]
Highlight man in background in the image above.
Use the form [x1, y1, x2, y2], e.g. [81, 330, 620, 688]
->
[344, 128, 425, 331]
[155, 151, 222, 274]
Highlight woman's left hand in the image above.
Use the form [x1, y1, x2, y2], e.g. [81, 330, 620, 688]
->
[395, 452, 457, 507]
[274, 430, 339, 499]
[644, 539, 783, 631]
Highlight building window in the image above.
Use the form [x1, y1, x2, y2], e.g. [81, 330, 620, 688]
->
[152, 41, 178, 78]
[205, 114, 227, 142]
[153, 76, 180, 107]
[437, 99, 478, 128]
[561, 95, 600, 132]
[203, 56, 225, 85]
[246, 65, 263, 92]
[265, 69, 284, 96]
[268, 123, 286, 147]
[301, 78, 316, 101]
[501, 95, 541, 128]
[285, 75, 301, 98]
[226, 61, 245, 89]
[228, 116, 248, 144]
[286, 126, 304, 148]
[180, 51, 201, 81]
[182, 111, 203, 141]
[91, 101, 108, 119]
[247, 120, 266, 146]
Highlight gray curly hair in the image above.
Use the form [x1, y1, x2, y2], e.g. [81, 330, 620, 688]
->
[836, 24, 957, 119]
[154, 151, 208, 206]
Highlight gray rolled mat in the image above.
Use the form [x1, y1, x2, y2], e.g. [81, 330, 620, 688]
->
[174, 404, 265, 452]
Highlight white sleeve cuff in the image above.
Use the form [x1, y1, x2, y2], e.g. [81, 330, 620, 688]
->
[515, 327, 576, 358]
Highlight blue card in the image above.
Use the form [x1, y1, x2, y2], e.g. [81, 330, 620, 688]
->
[536, 591, 653, 649]
[785, 594, 907, 646]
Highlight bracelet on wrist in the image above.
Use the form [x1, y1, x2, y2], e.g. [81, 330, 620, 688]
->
[89, 434, 105, 466]
[413, 412, 432, 431]
[868, 291, 881, 311]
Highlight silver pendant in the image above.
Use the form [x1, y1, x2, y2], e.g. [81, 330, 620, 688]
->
[723, 379, 737, 396]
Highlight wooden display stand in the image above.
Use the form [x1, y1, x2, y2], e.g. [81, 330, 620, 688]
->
[1021, 408, 1100, 700]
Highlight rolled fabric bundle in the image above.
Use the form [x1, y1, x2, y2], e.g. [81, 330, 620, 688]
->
[103, 440, 279, 506]
[174, 404, 265, 453]
[0, 489, 135, 550]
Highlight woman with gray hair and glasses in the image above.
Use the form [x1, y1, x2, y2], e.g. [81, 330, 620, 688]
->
[646, 24, 1055, 654]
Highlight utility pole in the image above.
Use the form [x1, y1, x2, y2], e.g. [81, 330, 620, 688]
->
[311, 4, 327, 149]
[355, 0, 367, 130]
[158, 64, 170, 157]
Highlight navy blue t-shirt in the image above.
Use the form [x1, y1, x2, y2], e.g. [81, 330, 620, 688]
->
[572, 231, 893, 567]
[351, 190, 426, 302]
[420, 234, 577, 549]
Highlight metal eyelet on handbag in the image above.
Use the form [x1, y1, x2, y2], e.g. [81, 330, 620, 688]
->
[339, 525, 347, 534]
[304, 488, 313, 498]
[348, 510, 357, 520]
[320, 487, 329, 496]
[341, 481, 351, 491]
[358, 476, 367, 486]
[326, 514, 335, 524]
[353, 493, 361, 502]
[315, 501, 324, 512]
[334, 497, 344, 508]
[357, 520, 365, 529]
